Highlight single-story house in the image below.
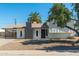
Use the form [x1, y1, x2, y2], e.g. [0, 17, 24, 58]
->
[4, 24, 25, 39]
[4, 20, 76, 39]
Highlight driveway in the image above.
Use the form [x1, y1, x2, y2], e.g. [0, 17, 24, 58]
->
[0, 38, 15, 46]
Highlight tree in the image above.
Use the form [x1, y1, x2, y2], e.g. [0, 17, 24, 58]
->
[27, 12, 42, 23]
[73, 3, 79, 20]
[48, 3, 72, 27]
[73, 3, 79, 29]
[48, 3, 79, 36]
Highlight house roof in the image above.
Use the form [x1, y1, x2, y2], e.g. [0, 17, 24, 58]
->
[4, 24, 25, 29]
[31, 22, 49, 29]
[32, 22, 42, 28]
[41, 22, 49, 29]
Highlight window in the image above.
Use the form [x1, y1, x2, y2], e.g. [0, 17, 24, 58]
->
[20, 31, 22, 37]
[36, 30, 38, 36]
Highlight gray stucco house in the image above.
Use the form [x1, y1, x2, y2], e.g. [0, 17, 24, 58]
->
[4, 20, 76, 39]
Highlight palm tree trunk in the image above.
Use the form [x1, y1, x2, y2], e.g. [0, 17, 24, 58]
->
[65, 25, 79, 36]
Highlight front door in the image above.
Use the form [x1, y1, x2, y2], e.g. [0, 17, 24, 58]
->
[41, 29, 46, 38]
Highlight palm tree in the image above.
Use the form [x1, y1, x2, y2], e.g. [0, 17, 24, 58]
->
[48, 3, 79, 36]
[27, 12, 42, 23]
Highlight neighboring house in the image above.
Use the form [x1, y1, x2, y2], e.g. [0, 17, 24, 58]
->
[0, 29, 5, 38]
[4, 24, 25, 39]
[4, 20, 76, 39]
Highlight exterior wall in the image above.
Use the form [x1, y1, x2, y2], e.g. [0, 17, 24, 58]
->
[33, 28, 41, 40]
[48, 33, 71, 39]
[16, 28, 25, 39]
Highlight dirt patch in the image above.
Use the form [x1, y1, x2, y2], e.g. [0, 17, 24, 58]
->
[0, 39, 73, 50]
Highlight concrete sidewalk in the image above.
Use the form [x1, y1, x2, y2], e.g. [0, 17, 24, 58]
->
[0, 50, 79, 56]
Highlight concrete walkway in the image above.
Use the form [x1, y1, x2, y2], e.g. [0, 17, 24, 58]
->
[0, 38, 14, 46]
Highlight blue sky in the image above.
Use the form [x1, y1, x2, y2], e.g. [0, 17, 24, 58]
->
[0, 3, 73, 28]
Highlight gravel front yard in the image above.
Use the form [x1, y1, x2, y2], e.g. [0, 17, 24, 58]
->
[0, 38, 14, 46]
[0, 39, 76, 50]
[0, 39, 79, 55]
